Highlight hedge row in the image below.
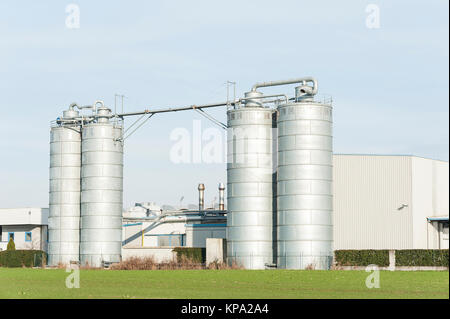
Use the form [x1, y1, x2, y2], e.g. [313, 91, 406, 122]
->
[0, 250, 47, 267]
[395, 250, 448, 267]
[172, 247, 206, 263]
[334, 250, 449, 267]
[334, 250, 390, 267]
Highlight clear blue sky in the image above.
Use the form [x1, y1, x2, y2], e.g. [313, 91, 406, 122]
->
[0, 0, 448, 208]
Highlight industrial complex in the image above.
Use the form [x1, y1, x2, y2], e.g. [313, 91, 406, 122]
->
[0, 78, 448, 269]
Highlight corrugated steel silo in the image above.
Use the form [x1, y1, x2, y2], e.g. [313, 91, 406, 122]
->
[226, 93, 276, 269]
[48, 107, 81, 266]
[80, 106, 123, 267]
[277, 84, 333, 269]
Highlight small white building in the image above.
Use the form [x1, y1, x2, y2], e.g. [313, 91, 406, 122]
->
[0, 208, 48, 251]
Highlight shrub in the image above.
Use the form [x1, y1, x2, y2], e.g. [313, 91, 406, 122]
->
[334, 249, 449, 267]
[334, 250, 390, 267]
[110, 256, 242, 270]
[6, 238, 15, 251]
[0, 250, 47, 268]
[207, 259, 242, 270]
[172, 247, 206, 263]
[395, 249, 449, 267]
[111, 256, 204, 270]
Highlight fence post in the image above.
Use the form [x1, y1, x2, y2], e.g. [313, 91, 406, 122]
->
[388, 250, 396, 271]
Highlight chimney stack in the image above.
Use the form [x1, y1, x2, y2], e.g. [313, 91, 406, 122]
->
[198, 183, 205, 211]
[218, 183, 225, 210]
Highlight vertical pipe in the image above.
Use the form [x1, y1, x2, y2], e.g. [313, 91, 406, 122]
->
[218, 183, 225, 210]
[198, 183, 205, 211]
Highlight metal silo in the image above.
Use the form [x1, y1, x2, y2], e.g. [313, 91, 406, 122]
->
[80, 104, 123, 267]
[48, 105, 81, 266]
[277, 80, 333, 269]
[226, 92, 275, 269]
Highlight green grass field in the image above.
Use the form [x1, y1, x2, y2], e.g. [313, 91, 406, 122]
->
[0, 268, 448, 299]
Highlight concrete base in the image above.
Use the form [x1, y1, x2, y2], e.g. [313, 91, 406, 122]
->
[122, 247, 176, 263]
[206, 238, 226, 265]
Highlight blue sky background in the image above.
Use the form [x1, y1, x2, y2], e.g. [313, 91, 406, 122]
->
[0, 0, 448, 208]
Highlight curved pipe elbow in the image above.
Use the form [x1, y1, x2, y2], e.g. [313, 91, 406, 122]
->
[251, 77, 318, 95]
[92, 100, 105, 114]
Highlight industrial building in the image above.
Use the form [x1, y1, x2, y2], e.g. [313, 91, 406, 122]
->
[119, 154, 449, 263]
[44, 77, 336, 269]
[1, 77, 447, 270]
[1, 155, 447, 258]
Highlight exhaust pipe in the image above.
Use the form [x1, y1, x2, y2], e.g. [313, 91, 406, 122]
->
[198, 183, 205, 211]
[218, 183, 225, 210]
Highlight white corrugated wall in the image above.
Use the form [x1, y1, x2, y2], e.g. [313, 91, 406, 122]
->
[333, 155, 413, 249]
[411, 157, 449, 248]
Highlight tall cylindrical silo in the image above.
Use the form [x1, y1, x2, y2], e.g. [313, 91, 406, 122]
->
[226, 93, 276, 269]
[80, 106, 123, 267]
[48, 108, 81, 266]
[277, 90, 333, 269]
